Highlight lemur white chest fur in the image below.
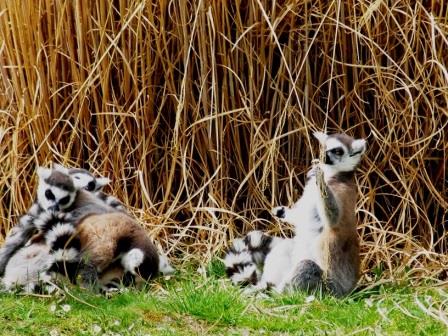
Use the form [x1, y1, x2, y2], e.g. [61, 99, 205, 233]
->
[225, 131, 366, 297]
[287, 178, 328, 265]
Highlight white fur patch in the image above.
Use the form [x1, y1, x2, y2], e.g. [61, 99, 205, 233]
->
[52, 248, 79, 262]
[106, 196, 119, 205]
[37, 166, 51, 179]
[3, 226, 24, 243]
[36, 180, 53, 210]
[313, 131, 328, 145]
[28, 203, 41, 216]
[230, 263, 258, 285]
[121, 248, 144, 274]
[231, 238, 247, 253]
[246, 230, 263, 248]
[224, 250, 252, 268]
[100, 284, 121, 293]
[53, 163, 70, 174]
[351, 139, 366, 154]
[95, 177, 110, 190]
[45, 223, 76, 247]
[258, 238, 295, 290]
[270, 236, 285, 249]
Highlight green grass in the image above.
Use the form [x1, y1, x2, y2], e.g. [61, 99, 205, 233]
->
[0, 262, 447, 335]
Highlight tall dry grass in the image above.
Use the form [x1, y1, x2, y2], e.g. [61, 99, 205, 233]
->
[0, 0, 447, 281]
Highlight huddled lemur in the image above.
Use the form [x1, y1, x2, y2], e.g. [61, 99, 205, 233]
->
[0, 164, 120, 278]
[225, 132, 366, 297]
[1, 165, 174, 292]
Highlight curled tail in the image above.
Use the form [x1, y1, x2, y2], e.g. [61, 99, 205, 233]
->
[224, 231, 279, 286]
[34, 212, 83, 283]
[0, 209, 40, 276]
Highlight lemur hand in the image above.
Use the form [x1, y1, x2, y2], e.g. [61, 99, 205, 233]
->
[272, 206, 286, 219]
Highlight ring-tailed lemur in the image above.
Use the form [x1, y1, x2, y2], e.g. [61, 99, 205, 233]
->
[225, 132, 366, 297]
[30, 165, 172, 289]
[0, 165, 120, 277]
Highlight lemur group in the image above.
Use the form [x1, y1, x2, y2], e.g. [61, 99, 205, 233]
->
[0, 131, 366, 297]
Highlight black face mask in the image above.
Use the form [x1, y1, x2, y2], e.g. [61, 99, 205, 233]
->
[45, 189, 55, 201]
[324, 152, 334, 165]
[86, 181, 96, 191]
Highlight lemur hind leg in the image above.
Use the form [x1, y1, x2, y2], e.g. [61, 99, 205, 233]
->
[290, 259, 323, 292]
[277, 259, 323, 294]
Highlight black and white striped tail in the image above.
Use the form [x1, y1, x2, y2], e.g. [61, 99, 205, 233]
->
[95, 191, 126, 212]
[34, 212, 82, 283]
[224, 230, 276, 286]
[0, 203, 42, 276]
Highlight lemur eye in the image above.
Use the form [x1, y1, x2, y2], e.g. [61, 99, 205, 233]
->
[74, 176, 81, 180]
[45, 189, 55, 201]
[59, 195, 71, 206]
[330, 147, 344, 156]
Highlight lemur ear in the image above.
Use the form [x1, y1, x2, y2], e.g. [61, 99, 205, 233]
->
[95, 177, 111, 188]
[37, 166, 51, 180]
[351, 139, 366, 155]
[313, 131, 328, 145]
[52, 163, 69, 173]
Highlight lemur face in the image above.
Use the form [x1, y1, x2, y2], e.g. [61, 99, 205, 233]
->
[53, 164, 110, 192]
[313, 132, 366, 173]
[36, 166, 77, 212]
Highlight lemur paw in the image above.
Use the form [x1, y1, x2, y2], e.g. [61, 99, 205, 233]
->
[272, 206, 286, 219]
[311, 158, 321, 166]
[242, 283, 268, 296]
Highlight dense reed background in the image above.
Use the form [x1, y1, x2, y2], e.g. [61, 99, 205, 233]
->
[0, 0, 447, 282]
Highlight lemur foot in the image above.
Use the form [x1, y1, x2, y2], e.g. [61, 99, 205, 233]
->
[290, 260, 323, 292]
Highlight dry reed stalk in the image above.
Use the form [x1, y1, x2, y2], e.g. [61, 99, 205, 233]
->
[0, 0, 447, 281]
